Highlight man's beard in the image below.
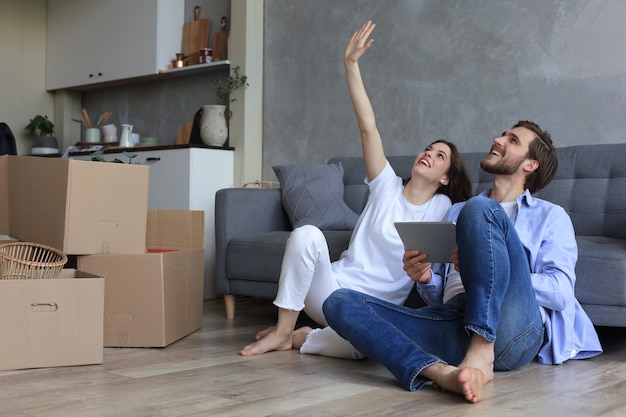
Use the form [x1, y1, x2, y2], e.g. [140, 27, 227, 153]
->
[480, 154, 526, 175]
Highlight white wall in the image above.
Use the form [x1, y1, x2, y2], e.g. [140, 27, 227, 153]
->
[0, 0, 54, 156]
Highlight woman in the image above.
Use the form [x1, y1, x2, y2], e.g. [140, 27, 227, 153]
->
[240, 20, 472, 357]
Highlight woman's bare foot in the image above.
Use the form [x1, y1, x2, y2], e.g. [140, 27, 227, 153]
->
[239, 328, 293, 356]
[255, 326, 276, 340]
[292, 326, 314, 350]
[239, 309, 301, 356]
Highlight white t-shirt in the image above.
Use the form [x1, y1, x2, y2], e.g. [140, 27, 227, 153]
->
[332, 162, 451, 305]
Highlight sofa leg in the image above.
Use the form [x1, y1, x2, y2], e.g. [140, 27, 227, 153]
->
[224, 294, 236, 319]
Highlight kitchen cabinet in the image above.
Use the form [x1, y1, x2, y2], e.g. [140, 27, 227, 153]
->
[46, 0, 184, 91]
[72, 146, 234, 300]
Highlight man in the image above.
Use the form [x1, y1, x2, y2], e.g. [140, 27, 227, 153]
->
[323, 120, 602, 403]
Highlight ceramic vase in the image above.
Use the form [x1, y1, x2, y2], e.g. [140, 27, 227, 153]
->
[119, 124, 134, 148]
[200, 104, 228, 146]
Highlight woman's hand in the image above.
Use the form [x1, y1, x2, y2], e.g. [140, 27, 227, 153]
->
[450, 246, 459, 272]
[344, 20, 376, 66]
[344, 20, 386, 180]
[403, 250, 433, 284]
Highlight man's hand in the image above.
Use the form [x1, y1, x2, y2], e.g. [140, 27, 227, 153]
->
[403, 250, 433, 284]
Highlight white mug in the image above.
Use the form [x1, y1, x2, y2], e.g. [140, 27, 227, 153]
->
[101, 124, 117, 142]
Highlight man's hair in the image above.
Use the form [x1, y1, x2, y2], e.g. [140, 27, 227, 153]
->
[514, 120, 558, 193]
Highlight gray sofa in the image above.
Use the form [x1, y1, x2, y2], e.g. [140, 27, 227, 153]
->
[215, 143, 626, 326]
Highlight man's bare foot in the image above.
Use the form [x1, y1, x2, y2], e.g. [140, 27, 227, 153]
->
[292, 326, 313, 350]
[239, 328, 293, 356]
[458, 336, 495, 384]
[426, 364, 485, 403]
[453, 367, 485, 403]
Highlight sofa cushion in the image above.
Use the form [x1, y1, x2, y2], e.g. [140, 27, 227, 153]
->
[226, 230, 353, 283]
[575, 236, 626, 306]
[273, 163, 359, 230]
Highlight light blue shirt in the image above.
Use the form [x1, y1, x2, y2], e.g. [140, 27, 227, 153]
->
[419, 189, 602, 365]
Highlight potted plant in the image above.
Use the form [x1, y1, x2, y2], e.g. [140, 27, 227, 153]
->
[200, 66, 249, 146]
[209, 65, 249, 106]
[25, 115, 60, 155]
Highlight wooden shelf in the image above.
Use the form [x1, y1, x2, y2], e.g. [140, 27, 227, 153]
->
[64, 61, 231, 92]
[159, 60, 230, 76]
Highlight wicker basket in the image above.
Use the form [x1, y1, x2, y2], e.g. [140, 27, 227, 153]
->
[0, 242, 68, 280]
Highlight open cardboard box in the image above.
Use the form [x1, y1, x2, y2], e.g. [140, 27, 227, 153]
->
[77, 209, 205, 347]
[0, 269, 104, 371]
[7, 156, 149, 254]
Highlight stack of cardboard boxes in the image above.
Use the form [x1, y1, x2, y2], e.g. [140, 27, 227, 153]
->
[0, 155, 206, 371]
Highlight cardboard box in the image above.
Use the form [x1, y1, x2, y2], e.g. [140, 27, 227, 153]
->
[7, 156, 149, 254]
[0, 155, 8, 235]
[77, 209, 205, 347]
[0, 269, 104, 371]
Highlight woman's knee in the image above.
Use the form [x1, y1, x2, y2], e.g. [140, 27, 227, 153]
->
[289, 224, 325, 246]
[291, 224, 323, 238]
[286, 225, 327, 254]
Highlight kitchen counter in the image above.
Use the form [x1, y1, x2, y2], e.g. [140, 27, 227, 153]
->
[70, 145, 235, 300]
[68, 143, 234, 157]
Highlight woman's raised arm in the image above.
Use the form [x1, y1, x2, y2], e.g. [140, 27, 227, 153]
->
[344, 21, 387, 181]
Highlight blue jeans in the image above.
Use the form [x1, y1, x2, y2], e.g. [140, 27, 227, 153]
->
[323, 196, 545, 391]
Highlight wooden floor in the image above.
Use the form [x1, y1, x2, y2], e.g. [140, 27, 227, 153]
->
[1, 298, 625, 417]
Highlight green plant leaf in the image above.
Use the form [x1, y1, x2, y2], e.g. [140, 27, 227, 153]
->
[209, 65, 249, 105]
[25, 114, 55, 137]
[89, 146, 140, 164]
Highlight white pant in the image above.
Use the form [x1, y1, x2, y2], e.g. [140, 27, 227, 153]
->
[300, 326, 365, 360]
[273, 225, 364, 359]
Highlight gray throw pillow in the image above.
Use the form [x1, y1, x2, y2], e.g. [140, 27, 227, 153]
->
[273, 163, 359, 230]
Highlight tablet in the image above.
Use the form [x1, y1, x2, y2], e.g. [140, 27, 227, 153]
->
[394, 221, 456, 263]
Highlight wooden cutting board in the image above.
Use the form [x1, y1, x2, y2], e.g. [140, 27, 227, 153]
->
[182, 6, 209, 58]
[212, 16, 229, 61]
[175, 121, 193, 145]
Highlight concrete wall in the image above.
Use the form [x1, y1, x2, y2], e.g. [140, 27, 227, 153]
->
[263, 0, 626, 179]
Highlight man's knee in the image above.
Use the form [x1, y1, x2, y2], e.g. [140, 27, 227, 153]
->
[323, 289, 356, 320]
[323, 288, 350, 312]
[461, 196, 497, 217]
[458, 196, 506, 231]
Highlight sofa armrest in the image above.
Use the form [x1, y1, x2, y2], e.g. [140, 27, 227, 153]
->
[215, 188, 292, 295]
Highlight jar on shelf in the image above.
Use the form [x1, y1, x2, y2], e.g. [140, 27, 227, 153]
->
[199, 48, 213, 64]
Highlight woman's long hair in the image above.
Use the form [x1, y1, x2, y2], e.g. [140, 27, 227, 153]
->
[430, 139, 473, 203]
[402, 140, 473, 203]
